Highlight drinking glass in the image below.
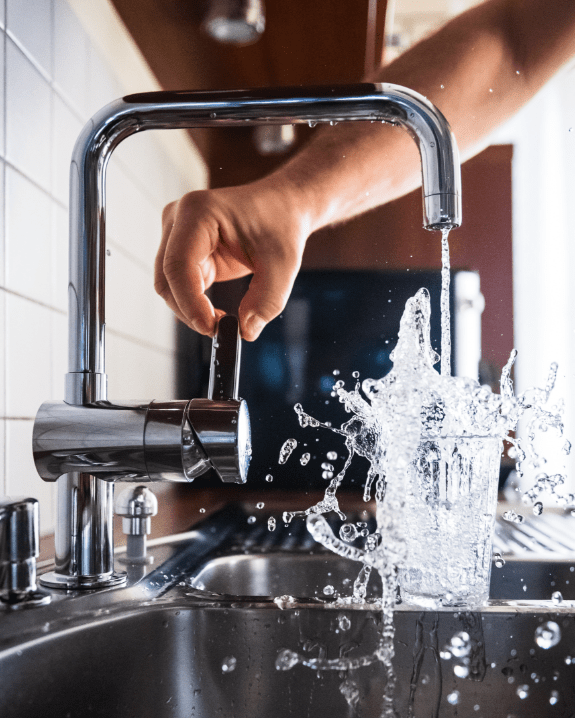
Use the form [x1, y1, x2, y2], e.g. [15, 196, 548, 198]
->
[398, 436, 502, 608]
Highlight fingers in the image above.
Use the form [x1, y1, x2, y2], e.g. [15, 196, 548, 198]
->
[155, 197, 219, 336]
[238, 248, 301, 341]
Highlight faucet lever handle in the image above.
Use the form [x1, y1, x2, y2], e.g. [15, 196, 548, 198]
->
[208, 314, 241, 402]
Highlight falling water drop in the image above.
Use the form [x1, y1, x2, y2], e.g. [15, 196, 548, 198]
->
[447, 691, 460, 705]
[222, 656, 237, 673]
[535, 621, 561, 649]
[551, 591, 563, 604]
[494, 552, 506, 568]
[300, 453, 311, 466]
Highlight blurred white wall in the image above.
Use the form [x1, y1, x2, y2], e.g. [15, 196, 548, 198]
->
[490, 62, 575, 497]
[0, 0, 207, 533]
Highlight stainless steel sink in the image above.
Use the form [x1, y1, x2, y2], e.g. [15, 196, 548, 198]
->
[1, 505, 575, 718]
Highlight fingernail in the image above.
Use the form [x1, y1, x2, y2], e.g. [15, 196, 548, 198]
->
[244, 313, 266, 340]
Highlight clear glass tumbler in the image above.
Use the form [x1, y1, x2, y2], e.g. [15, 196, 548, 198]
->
[398, 436, 502, 608]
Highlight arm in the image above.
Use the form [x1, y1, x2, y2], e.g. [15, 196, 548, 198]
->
[155, 0, 575, 340]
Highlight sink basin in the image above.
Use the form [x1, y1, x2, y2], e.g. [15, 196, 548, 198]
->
[1, 505, 574, 717]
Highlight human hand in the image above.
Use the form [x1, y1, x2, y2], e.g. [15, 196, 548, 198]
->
[155, 179, 311, 341]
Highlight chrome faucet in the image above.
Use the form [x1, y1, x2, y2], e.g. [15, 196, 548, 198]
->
[32, 84, 461, 590]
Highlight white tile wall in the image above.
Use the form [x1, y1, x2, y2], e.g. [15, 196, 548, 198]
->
[0, 1, 207, 534]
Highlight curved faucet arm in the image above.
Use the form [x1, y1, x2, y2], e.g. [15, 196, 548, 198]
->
[67, 83, 461, 404]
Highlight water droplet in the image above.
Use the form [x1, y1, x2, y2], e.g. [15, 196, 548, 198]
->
[565, 655, 573, 665]
[332, 369, 340, 376]
[308, 120, 317, 128]
[454, 664, 469, 678]
[337, 614, 351, 631]
[265, 473, 274, 482]
[550, 690, 559, 705]
[352, 371, 360, 378]
[516, 684, 529, 699]
[552, 591, 563, 604]
[535, 621, 561, 649]
[222, 656, 237, 673]
[300, 453, 310, 466]
[489, 88, 493, 93]
[278, 438, 297, 464]
[106, 248, 111, 256]
[447, 690, 460, 705]
[199, 508, 205, 513]
[275, 649, 299, 671]
[210, 112, 217, 119]
[563, 440, 572, 455]
[450, 631, 471, 658]
[473, 705, 480, 712]
[440, 84, 445, 89]
[494, 552, 506, 568]
[430, 142, 435, 148]
[327, 451, 338, 460]
[268, 516, 276, 531]
[533, 502, 543, 515]
[503, 509, 524, 524]
[322, 470, 333, 479]
[247, 515, 256, 524]
[323, 585, 335, 596]
[339, 523, 359, 541]
[439, 650, 452, 660]
[321, 462, 334, 472]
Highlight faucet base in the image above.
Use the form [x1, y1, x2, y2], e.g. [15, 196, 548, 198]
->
[39, 570, 127, 590]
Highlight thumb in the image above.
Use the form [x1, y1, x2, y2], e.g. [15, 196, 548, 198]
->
[239, 256, 300, 341]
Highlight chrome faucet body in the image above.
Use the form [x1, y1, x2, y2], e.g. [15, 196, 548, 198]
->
[32, 83, 461, 590]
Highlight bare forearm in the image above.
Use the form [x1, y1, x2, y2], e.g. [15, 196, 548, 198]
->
[270, 0, 575, 233]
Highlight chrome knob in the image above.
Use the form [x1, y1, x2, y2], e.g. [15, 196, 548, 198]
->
[0, 497, 50, 608]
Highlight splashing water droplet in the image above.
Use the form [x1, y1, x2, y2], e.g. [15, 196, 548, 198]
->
[563, 440, 572, 455]
[332, 369, 340, 376]
[565, 655, 573, 665]
[256, 502, 265, 509]
[322, 471, 334, 480]
[533, 502, 543, 515]
[247, 515, 256, 524]
[552, 591, 563, 604]
[517, 684, 529, 699]
[275, 648, 300, 671]
[199, 508, 205, 514]
[339, 523, 359, 542]
[300, 453, 310, 466]
[279, 438, 298, 464]
[338, 614, 351, 631]
[494, 552, 506, 568]
[449, 631, 471, 658]
[265, 473, 274, 482]
[327, 451, 338, 460]
[352, 371, 360, 378]
[268, 516, 276, 531]
[550, 690, 560, 706]
[323, 585, 335, 596]
[321, 462, 334, 472]
[503, 510, 524, 524]
[222, 656, 237, 673]
[453, 664, 469, 678]
[447, 691, 460, 705]
[535, 621, 561, 649]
